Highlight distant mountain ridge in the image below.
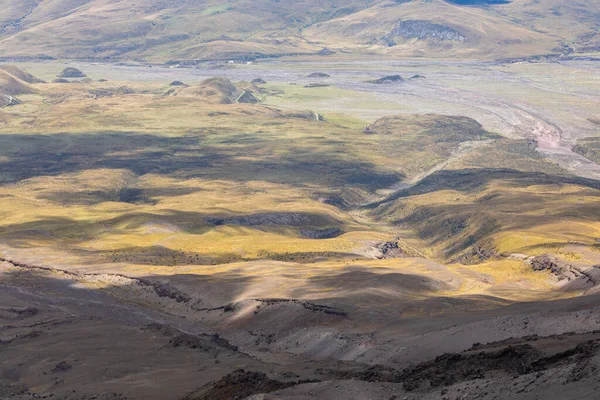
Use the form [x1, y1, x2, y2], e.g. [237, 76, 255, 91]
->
[0, 0, 597, 61]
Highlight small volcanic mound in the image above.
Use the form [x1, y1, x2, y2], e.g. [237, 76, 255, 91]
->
[307, 72, 330, 78]
[0, 70, 36, 95]
[251, 78, 267, 84]
[167, 77, 248, 104]
[0, 65, 44, 83]
[57, 67, 86, 78]
[367, 75, 404, 84]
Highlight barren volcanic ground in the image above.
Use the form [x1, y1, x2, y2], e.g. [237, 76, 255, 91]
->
[1, 60, 600, 399]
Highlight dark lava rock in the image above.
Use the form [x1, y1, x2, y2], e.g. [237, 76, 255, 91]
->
[52, 78, 70, 83]
[52, 361, 73, 373]
[368, 75, 404, 84]
[181, 369, 317, 400]
[0, 93, 21, 107]
[400, 338, 600, 391]
[307, 72, 330, 78]
[251, 78, 267, 84]
[410, 74, 426, 79]
[317, 48, 336, 56]
[169, 80, 186, 86]
[57, 67, 86, 78]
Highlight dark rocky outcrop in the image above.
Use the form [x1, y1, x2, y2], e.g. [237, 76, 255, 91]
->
[51, 361, 73, 373]
[529, 254, 583, 281]
[169, 80, 186, 86]
[236, 90, 260, 104]
[251, 78, 267, 84]
[181, 369, 318, 400]
[387, 20, 467, 43]
[376, 242, 404, 259]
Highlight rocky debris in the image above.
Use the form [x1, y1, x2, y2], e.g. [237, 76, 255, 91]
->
[526, 255, 600, 290]
[181, 369, 318, 400]
[317, 364, 402, 383]
[0, 307, 39, 319]
[307, 73, 330, 78]
[387, 20, 467, 43]
[236, 90, 260, 104]
[360, 241, 405, 259]
[0, 93, 21, 107]
[51, 361, 72, 374]
[456, 245, 497, 264]
[376, 242, 404, 259]
[300, 228, 342, 239]
[251, 78, 267, 84]
[304, 83, 330, 88]
[367, 75, 404, 84]
[169, 80, 186, 86]
[588, 117, 600, 125]
[135, 277, 191, 303]
[57, 67, 86, 78]
[144, 323, 239, 353]
[168, 333, 238, 354]
[253, 298, 347, 317]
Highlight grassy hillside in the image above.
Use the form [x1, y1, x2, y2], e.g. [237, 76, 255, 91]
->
[0, 0, 597, 60]
[304, 0, 559, 59]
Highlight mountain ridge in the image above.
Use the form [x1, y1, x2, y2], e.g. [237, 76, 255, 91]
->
[0, 0, 598, 61]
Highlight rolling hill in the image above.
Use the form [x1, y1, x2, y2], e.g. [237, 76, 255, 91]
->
[0, 0, 598, 61]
